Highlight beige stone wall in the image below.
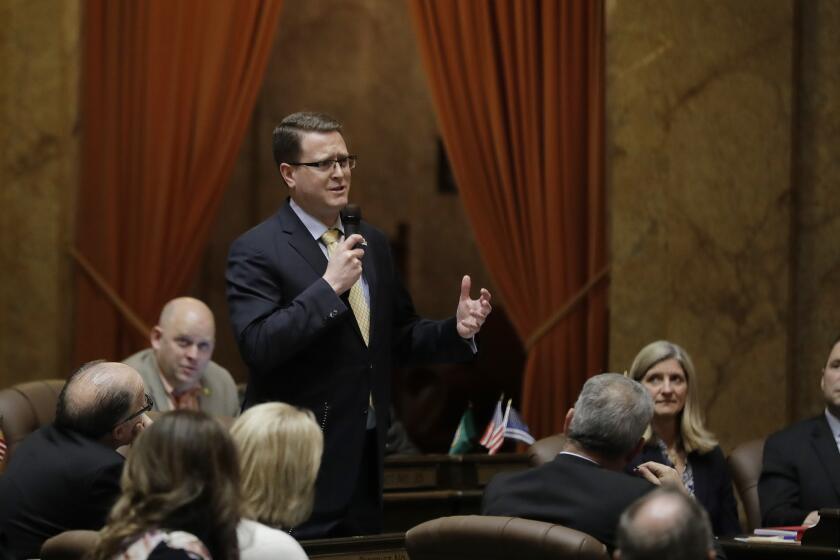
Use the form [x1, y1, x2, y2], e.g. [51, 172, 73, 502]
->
[0, 0, 80, 386]
[607, 0, 840, 450]
[792, 0, 840, 419]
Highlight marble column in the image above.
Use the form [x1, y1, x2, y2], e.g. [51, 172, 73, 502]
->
[0, 0, 81, 385]
[793, 0, 840, 419]
[606, 0, 794, 449]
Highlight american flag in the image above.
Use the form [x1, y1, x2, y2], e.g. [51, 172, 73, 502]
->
[0, 423, 7, 465]
[479, 400, 503, 448]
[481, 399, 512, 455]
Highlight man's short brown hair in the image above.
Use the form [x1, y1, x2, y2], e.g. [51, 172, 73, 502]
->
[272, 112, 343, 167]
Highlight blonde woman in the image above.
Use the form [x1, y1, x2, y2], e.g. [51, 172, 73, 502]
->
[231, 403, 322, 558]
[627, 340, 740, 536]
[92, 410, 240, 560]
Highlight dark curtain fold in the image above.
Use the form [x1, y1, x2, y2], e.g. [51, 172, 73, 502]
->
[75, 0, 283, 364]
[409, 0, 607, 438]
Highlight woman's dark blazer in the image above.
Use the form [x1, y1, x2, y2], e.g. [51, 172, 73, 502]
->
[627, 443, 742, 536]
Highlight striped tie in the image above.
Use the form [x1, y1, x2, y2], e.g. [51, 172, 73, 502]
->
[321, 228, 370, 346]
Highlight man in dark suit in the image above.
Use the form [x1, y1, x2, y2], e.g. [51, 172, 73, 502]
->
[226, 112, 492, 538]
[481, 373, 682, 550]
[759, 334, 840, 527]
[0, 361, 152, 559]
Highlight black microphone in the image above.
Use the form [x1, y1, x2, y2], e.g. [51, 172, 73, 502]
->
[341, 204, 367, 249]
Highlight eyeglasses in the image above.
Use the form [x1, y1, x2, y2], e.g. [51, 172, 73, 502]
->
[112, 393, 154, 429]
[288, 155, 357, 172]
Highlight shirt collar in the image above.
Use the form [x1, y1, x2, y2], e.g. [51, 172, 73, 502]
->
[558, 450, 600, 466]
[825, 407, 840, 443]
[290, 199, 343, 241]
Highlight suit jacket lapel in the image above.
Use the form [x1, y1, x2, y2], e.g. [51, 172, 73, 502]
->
[690, 452, 710, 507]
[279, 201, 369, 346]
[279, 202, 328, 277]
[810, 416, 840, 499]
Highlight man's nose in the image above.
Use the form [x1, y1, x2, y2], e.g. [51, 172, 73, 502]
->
[185, 345, 198, 359]
[331, 161, 347, 178]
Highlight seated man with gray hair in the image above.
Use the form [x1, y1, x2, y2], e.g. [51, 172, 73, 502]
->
[615, 486, 716, 560]
[482, 373, 681, 549]
[0, 361, 152, 559]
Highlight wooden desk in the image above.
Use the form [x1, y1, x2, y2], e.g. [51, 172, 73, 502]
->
[384, 453, 530, 491]
[303, 535, 840, 560]
[720, 538, 840, 558]
[382, 453, 529, 532]
[302, 533, 407, 560]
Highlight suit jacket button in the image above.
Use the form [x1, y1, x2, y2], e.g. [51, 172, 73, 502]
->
[329, 309, 337, 318]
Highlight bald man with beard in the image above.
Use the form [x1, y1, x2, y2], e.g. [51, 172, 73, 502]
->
[124, 297, 239, 416]
[0, 361, 152, 559]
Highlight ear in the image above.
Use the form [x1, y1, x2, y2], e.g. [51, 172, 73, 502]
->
[279, 163, 296, 188]
[821, 371, 826, 392]
[111, 421, 131, 447]
[150, 326, 164, 350]
[112, 418, 144, 448]
[563, 408, 575, 433]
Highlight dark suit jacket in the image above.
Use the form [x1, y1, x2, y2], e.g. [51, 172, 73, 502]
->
[627, 444, 741, 536]
[0, 424, 124, 559]
[759, 414, 840, 526]
[481, 453, 654, 549]
[226, 201, 472, 535]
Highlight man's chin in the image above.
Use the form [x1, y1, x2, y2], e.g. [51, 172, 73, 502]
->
[176, 372, 202, 388]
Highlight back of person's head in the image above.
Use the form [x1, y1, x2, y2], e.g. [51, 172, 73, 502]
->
[568, 373, 653, 460]
[231, 402, 323, 529]
[54, 360, 142, 443]
[93, 410, 241, 560]
[615, 487, 714, 560]
[272, 111, 343, 168]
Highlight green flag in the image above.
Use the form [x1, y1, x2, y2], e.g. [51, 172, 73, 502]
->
[448, 406, 477, 455]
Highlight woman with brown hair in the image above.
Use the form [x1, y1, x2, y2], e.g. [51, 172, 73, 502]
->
[92, 410, 240, 560]
[627, 340, 740, 536]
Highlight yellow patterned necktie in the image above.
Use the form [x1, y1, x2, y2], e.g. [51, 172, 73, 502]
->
[322, 228, 370, 346]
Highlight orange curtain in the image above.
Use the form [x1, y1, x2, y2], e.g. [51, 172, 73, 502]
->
[74, 0, 283, 364]
[409, 0, 606, 437]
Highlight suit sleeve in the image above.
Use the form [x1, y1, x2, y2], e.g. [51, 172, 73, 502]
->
[389, 259, 474, 366]
[226, 236, 350, 374]
[759, 433, 809, 526]
[218, 368, 241, 417]
[82, 458, 124, 529]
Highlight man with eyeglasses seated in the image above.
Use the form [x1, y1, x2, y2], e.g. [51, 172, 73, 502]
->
[226, 111, 493, 539]
[123, 297, 239, 416]
[0, 361, 152, 559]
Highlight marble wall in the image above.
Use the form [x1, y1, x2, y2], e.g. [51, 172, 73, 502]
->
[607, 0, 840, 450]
[792, 0, 840, 419]
[0, 0, 80, 386]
